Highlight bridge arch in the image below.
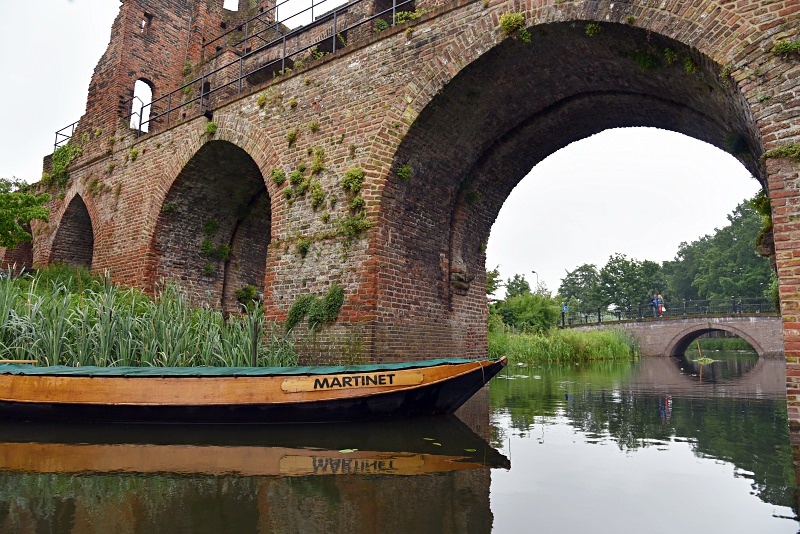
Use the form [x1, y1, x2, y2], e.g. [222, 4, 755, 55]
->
[147, 138, 272, 311]
[663, 324, 765, 359]
[378, 17, 762, 357]
[50, 194, 95, 268]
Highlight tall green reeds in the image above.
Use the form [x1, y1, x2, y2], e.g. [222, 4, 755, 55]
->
[0, 267, 297, 367]
[488, 326, 638, 363]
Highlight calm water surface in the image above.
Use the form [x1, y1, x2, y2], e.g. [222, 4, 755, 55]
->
[0, 352, 797, 533]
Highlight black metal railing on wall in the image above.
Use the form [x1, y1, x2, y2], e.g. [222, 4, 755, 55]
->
[54, 0, 416, 150]
[561, 297, 778, 328]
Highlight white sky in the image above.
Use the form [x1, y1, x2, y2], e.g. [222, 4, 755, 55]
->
[0, 1, 760, 295]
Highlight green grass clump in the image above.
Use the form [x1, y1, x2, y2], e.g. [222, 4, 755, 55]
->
[488, 327, 638, 363]
[0, 266, 296, 367]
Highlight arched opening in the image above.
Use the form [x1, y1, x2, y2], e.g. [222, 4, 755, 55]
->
[670, 329, 759, 382]
[150, 140, 270, 312]
[130, 79, 153, 132]
[51, 195, 94, 268]
[379, 21, 763, 359]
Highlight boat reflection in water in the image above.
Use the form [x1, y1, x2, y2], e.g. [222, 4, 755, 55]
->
[0, 416, 509, 477]
[0, 416, 508, 533]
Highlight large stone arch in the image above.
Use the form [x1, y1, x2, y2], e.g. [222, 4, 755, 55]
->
[148, 139, 272, 311]
[375, 15, 773, 359]
[50, 194, 95, 268]
[663, 324, 766, 359]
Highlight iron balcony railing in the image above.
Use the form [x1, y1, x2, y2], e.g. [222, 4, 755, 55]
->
[54, 0, 415, 151]
[561, 297, 778, 328]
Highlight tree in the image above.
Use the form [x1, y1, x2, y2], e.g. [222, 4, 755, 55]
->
[498, 292, 560, 333]
[486, 265, 503, 296]
[597, 253, 666, 310]
[505, 274, 531, 298]
[663, 198, 771, 300]
[558, 263, 603, 310]
[0, 179, 50, 249]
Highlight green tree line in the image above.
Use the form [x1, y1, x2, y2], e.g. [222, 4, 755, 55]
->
[490, 194, 774, 333]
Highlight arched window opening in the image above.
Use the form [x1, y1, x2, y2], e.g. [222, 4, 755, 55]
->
[130, 79, 153, 133]
[141, 13, 153, 34]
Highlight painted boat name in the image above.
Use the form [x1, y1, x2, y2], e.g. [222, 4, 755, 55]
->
[281, 371, 423, 393]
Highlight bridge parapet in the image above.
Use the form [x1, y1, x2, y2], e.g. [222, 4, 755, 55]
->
[572, 316, 785, 359]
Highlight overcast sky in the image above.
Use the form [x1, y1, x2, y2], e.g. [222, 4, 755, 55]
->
[1, 1, 760, 295]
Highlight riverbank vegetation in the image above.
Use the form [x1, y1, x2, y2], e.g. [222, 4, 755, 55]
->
[0, 265, 297, 367]
[486, 195, 769, 362]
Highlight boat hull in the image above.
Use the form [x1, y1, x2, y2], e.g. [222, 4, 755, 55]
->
[0, 357, 507, 424]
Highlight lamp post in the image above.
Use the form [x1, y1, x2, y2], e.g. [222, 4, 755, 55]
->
[531, 270, 538, 292]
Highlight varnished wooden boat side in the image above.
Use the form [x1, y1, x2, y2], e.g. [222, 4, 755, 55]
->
[0, 357, 508, 423]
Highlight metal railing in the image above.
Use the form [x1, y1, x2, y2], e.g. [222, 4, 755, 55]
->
[54, 0, 416, 150]
[562, 297, 778, 328]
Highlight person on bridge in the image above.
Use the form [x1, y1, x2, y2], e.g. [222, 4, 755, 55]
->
[649, 293, 658, 317]
[657, 294, 665, 317]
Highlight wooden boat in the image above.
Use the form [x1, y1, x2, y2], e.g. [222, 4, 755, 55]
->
[0, 356, 507, 424]
[0, 417, 510, 476]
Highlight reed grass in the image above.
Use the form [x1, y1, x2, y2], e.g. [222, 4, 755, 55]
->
[0, 266, 297, 367]
[488, 326, 638, 363]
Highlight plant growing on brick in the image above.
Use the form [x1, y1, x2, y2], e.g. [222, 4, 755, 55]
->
[289, 98, 298, 109]
[162, 203, 178, 213]
[129, 148, 139, 162]
[289, 170, 304, 185]
[203, 219, 219, 235]
[203, 263, 215, 276]
[286, 128, 298, 147]
[664, 48, 679, 65]
[257, 92, 268, 108]
[631, 49, 660, 71]
[584, 23, 601, 37]
[348, 195, 365, 212]
[373, 19, 389, 33]
[296, 237, 312, 257]
[285, 284, 345, 332]
[271, 168, 286, 186]
[201, 238, 215, 257]
[310, 182, 325, 209]
[205, 121, 218, 136]
[499, 12, 531, 43]
[43, 143, 82, 188]
[771, 40, 800, 56]
[311, 148, 325, 175]
[338, 212, 372, 241]
[342, 167, 365, 194]
[683, 57, 699, 74]
[235, 285, 258, 305]
[308, 120, 319, 133]
[763, 143, 800, 161]
[397, 165, 413, 181]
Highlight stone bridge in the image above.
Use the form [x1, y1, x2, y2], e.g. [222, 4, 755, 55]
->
[3, 1, 800, 421]
[571, 315, 785, 359]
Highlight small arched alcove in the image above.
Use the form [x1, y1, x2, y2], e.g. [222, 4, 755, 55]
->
[50, 195, 94, 268]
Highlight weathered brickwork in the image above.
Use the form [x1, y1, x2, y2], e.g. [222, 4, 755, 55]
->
[8, 1, 800, 420]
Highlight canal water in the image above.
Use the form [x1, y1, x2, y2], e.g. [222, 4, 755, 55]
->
[0, 351, 796, 533]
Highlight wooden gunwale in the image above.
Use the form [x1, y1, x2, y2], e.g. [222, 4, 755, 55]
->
[0, 359, 501, 407]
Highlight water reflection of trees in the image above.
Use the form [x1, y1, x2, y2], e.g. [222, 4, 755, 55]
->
[489, 361, 796, 508]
